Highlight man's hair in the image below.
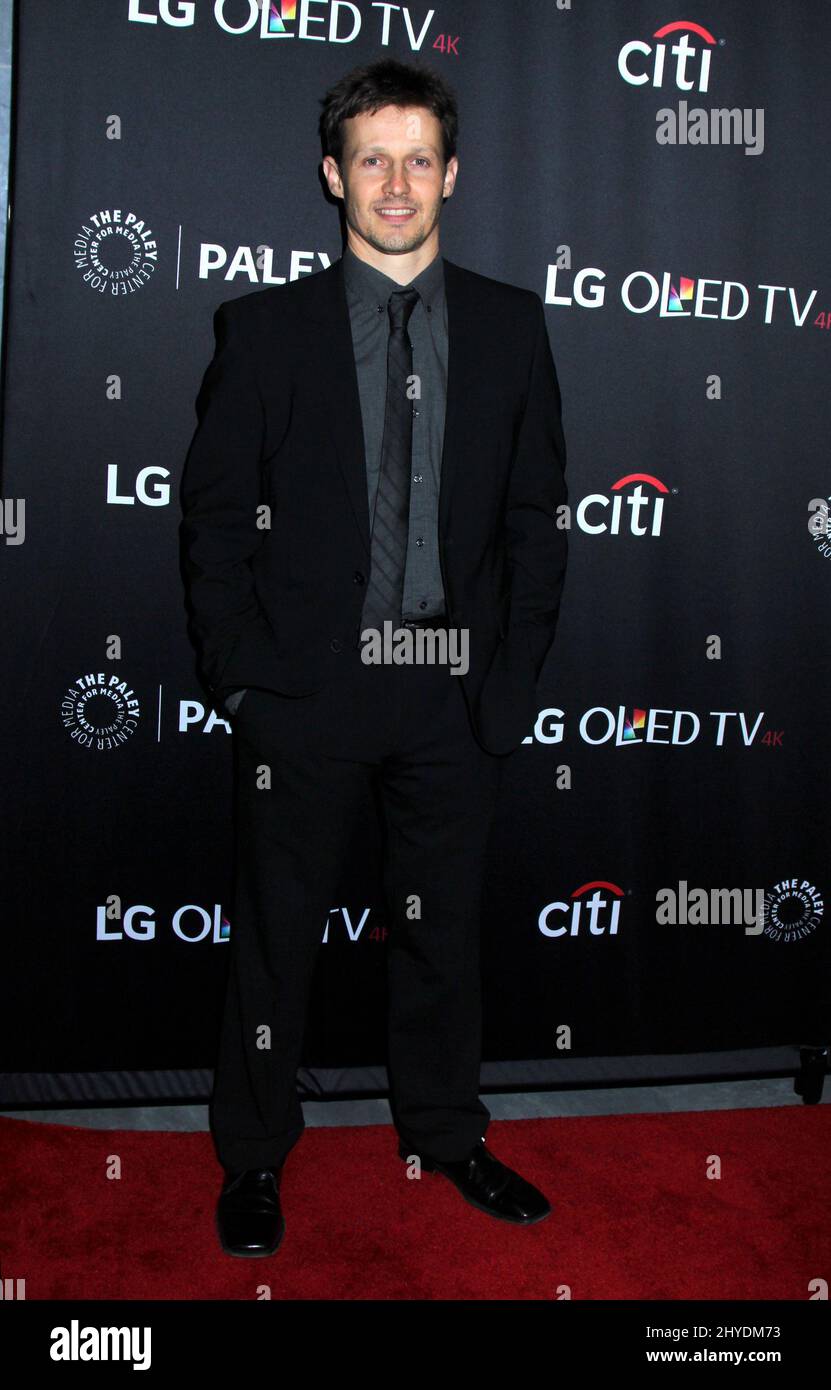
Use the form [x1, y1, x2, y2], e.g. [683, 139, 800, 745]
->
[318, 58, 458, 169]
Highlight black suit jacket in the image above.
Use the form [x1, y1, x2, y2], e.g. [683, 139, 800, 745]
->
[179, 254, 568, 756]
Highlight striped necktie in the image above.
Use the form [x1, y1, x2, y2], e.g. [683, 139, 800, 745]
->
[360, 286, 420, 630]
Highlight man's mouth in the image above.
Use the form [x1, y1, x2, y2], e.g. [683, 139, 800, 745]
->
[376, 206, 416, 221]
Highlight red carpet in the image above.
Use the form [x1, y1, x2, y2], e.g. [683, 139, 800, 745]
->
[0, 1107, 828, 1299]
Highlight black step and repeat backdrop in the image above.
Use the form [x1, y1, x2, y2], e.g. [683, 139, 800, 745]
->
[2, 0, 828, 1100]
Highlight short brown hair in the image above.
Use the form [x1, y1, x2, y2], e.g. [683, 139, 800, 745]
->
[319, 58, 458, 168]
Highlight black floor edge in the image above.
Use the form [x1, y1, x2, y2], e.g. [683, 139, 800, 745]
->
[0, 1044, 807, 1108]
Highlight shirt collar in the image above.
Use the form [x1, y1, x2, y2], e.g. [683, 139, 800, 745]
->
[342, 242, 444, 315]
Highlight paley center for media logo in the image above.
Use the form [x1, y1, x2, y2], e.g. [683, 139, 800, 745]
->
[618, 18, 762, 156]
[61, 673, 142, 750]
[809, 495, 831, 560]
[762, 879, 824, 943]
[74, 208, 158, 296]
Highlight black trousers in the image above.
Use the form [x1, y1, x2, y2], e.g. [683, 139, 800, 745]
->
[209, 638, 504, 1172]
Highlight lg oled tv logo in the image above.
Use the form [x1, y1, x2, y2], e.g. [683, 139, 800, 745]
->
[128, 0, 446, 50]
[523, 708, 773, 748]
[545, 263, 815, 326]
[96, 903, 231, 942]
[94, 901, 383, 944]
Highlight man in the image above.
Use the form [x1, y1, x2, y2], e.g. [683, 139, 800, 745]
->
[180, 58, 568, 1258]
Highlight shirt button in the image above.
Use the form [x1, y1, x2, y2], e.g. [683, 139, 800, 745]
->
[353, 570, 365, 584]
[330, 638, 342, 653]
[419, 600, 427, 610]
[415, 537, 424, 547]
[412, 408, 420, 417]
[412, 474, 423, 483]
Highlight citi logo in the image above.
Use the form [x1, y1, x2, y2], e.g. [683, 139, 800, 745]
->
[574, 474, 668, 537]
[619, 19, 717, 92]
[539, 881, 624, 938]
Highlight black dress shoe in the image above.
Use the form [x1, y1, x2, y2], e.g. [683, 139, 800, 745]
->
[216, 1167, 285, 1257]
[398, 1136, 552, 1224]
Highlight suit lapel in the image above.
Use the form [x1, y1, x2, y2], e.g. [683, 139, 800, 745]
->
[303, 251, 478, 564]
[437, 258, 478, 544]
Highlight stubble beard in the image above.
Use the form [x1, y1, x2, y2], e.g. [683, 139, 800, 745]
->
[345, 190, 443, 257]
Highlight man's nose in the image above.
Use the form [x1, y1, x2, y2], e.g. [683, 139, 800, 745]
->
[383, 164, 411, 194]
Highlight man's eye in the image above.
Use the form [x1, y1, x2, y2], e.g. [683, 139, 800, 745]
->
[362, 156, 430, 167]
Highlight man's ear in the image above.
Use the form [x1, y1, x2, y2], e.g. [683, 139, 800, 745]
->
[322, 156, 344, 198]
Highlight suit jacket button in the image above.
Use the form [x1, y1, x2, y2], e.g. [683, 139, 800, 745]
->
[330, 638, 342, 653]
[353, 570, 365, 584]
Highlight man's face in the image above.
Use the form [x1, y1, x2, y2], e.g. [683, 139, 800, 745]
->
[323, 104, 457, 258]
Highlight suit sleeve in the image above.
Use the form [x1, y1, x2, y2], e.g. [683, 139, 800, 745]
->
[179, 299, 267, 696]
[505, 293, 569, 680]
